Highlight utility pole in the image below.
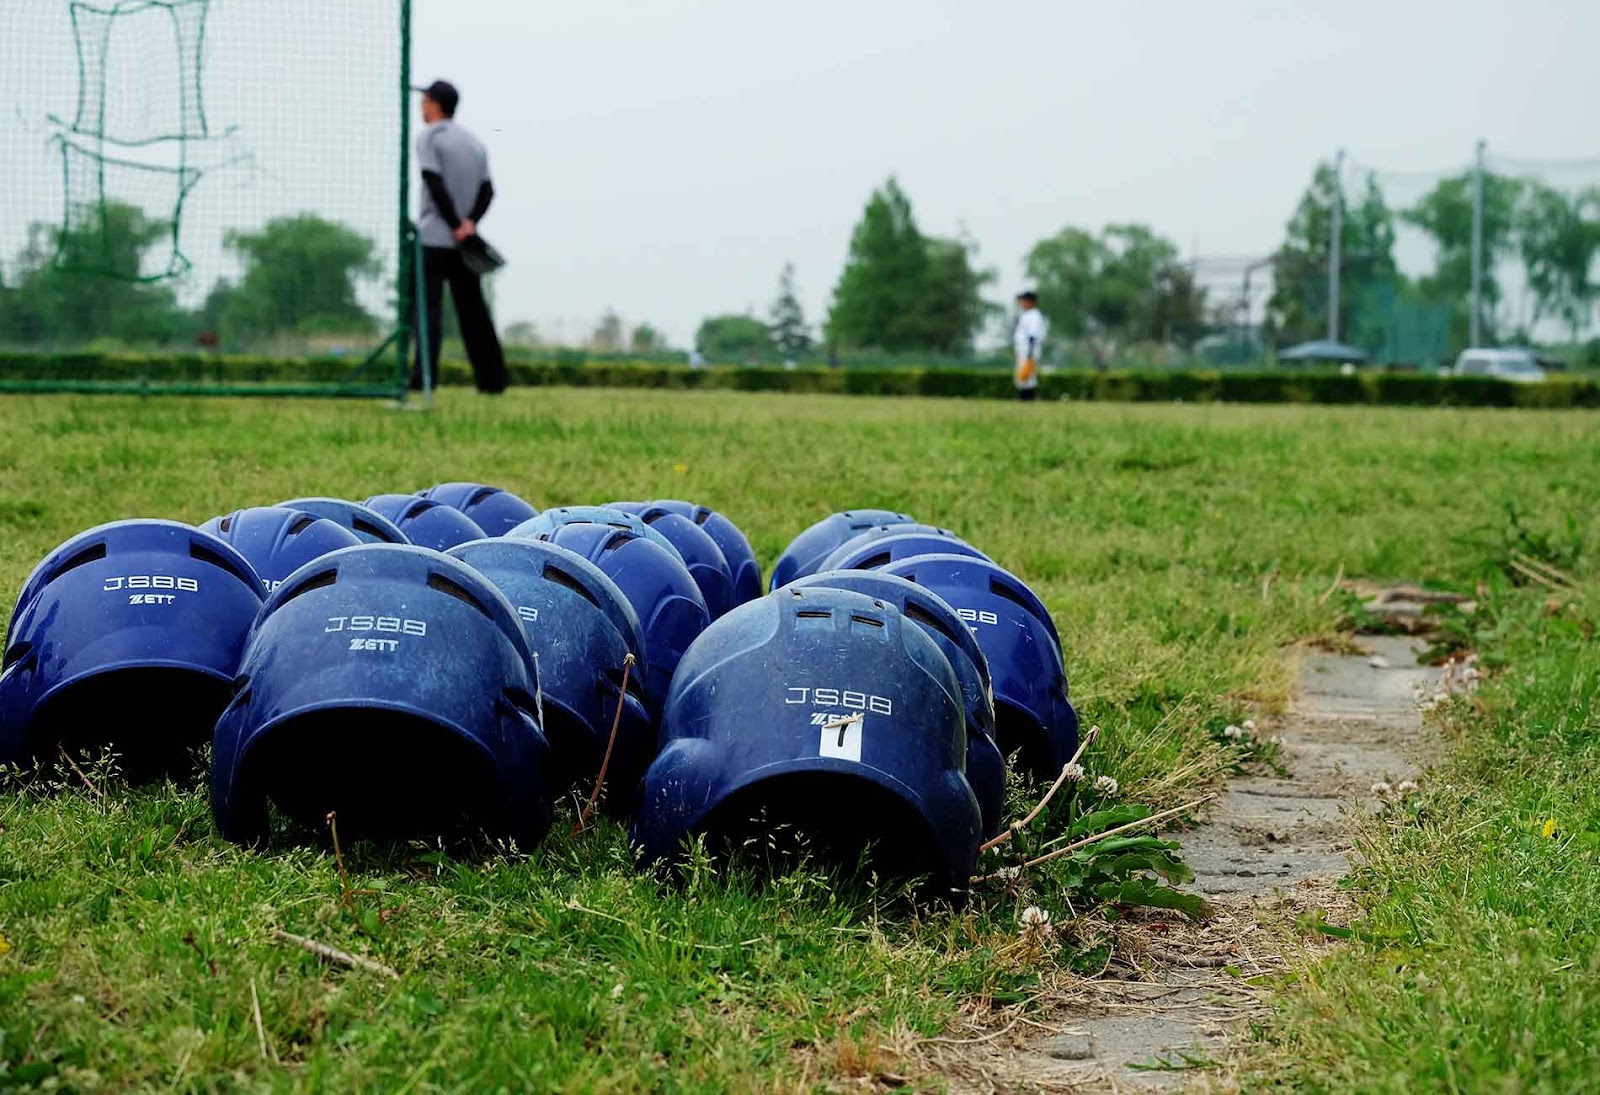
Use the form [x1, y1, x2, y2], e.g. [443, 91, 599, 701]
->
[1470, 138, 1485, 348]
[1328, 149, 1345, 344]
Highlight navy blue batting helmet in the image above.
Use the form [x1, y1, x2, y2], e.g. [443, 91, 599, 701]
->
[198, 507, 362, 594]
[816, 531, 992, 575]
[816, 523, 969, 573]
[275, 497, 410, 545]
[210, 545, 554, 848]
[633, 585, 982, 894]
[882, 554, 1076, 782]
[526, 522, 709, 710]
[508, 506, 683, 560]
[769, 509, 916, 591]
[363, 494, 486, 552]
[606, 503, 735, 619]
[1, 520, 264, 772]
[446, 538, 654, 803]
[790, 571, 1006, 838]
[416, 482, 539, 538]
[613, 500, 762, 606]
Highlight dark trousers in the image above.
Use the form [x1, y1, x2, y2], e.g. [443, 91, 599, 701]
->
[412, 245, 508, 394]
[1016, 387, 1038, 402]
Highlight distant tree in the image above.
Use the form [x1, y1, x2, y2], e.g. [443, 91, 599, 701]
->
[1024, 226, 1106, 341]
[503, 320, 540, 348]
[826, 176, 929, 351]
[1517, 182, 1600, 341]
[2, 202, 187, 345]
[590, 308, 624, 352]
[1267, 164, 1398, 348]
[629, 322, 668, 353]
[1025, 222, 1204, 349]
[221, 214, 380, 341]
[695, 314, 772, 363]
[1403, 170, 1523, 344]
[194, 278, 234, 340]
[768, 263, 812, 360]
[914, 235, 997, 355]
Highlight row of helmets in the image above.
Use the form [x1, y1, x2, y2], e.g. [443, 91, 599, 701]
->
[0, 492, 1076, 892]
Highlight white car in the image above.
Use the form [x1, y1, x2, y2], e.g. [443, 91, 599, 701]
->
[1451, 348, 1547, 384]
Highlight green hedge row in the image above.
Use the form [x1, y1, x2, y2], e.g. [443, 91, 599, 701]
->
[422, 355, 1600, 408]
[2, 350, 1598, 408]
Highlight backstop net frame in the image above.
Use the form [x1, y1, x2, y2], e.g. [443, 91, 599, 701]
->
[0, 0, 414, 399]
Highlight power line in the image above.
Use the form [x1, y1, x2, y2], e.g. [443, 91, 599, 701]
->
[1486, 153, 1600, 171]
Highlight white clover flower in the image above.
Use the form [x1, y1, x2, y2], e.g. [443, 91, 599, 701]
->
[1094, 775, 1119, 796]
[1019, 906, 1054, 938]
[1397, 779, 1419, 794]
[1242, 719, 1257, 733]
[1370, 781, 1393, 796]
[1062, 762, 1087, 782]
[610, 983, 624, 1000]
[1269, 734, 1285, 746]
[1224, 724, 1246, 740]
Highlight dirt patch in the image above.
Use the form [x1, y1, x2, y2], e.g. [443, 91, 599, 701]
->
[929, 632, 1446, 1094]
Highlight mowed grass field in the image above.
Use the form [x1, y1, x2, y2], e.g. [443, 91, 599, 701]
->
[0, 389, 1596, 1093]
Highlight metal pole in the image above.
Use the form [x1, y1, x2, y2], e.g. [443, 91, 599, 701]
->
[396, 0, 415, 398]
[414, 231, 433, 406]
[1470, 138, 1485, 348]
[1328, 149, 1344, 345]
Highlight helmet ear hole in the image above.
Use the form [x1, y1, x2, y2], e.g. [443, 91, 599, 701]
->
[994, 701, 1057, 783]
[243, 709, 501, 839]
[695, 772, 944, 885]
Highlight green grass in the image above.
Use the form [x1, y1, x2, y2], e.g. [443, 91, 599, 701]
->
[0, 390, 1597, 1092]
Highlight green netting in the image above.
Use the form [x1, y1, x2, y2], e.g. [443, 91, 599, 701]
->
[0, 0, 410, 396]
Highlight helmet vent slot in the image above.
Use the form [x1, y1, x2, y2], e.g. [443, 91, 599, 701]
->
[903, 602, 959, 645]
[427, 573, 493, 619]
[51, 541, 107, 581]
[190, 542, 259, 588]
[468, 487, 496, 506]
[796, 609, 832, 619]
[218, 515, 235, 533]
[543, 564, 601, 610]
[850, 614, 885, 629]
[287, 514, 317, 535]
[858, 552, 892, 569]
[501, 686, 540, 719]
[2, 641, 33, 672]
[278, 568, 338, 606]
[988, 576, 1034, 613]
[352, 518, 388, 540]
[603, 664, 647, 699]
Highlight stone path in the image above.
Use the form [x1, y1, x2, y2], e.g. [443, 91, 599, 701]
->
[940, 633, 1446, 1094]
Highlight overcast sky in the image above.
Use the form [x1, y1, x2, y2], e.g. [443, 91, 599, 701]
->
[420, 2, 1592, 346]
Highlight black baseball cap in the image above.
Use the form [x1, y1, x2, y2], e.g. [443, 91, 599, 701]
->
[415, 79, 459, 116]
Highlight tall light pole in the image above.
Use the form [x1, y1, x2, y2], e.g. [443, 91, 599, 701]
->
[1470, 139, 1486, 348]
[1328, 149, 1345, 344]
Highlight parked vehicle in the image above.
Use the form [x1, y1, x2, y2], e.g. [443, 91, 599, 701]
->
[1451, 348, 1547, 384]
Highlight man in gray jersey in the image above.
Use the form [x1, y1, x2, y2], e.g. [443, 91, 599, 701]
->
[412, 79, 508, 393]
